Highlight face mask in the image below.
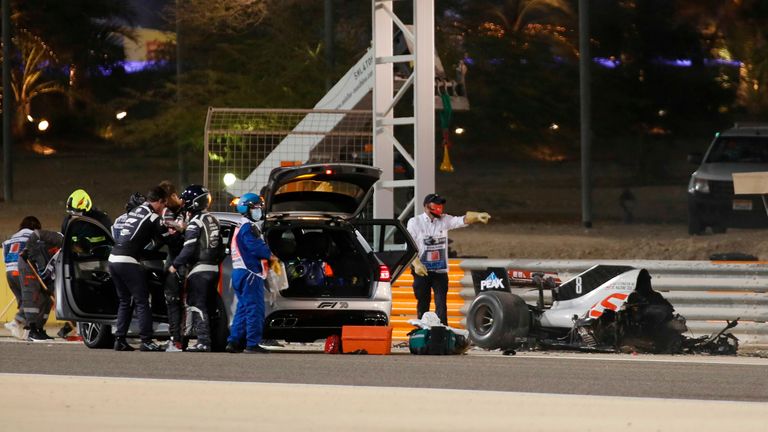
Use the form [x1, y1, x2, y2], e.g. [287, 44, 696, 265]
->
[250, 208, 263, 221]
[426, 203, 444, 218]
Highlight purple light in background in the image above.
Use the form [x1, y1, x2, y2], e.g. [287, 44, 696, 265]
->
[654, 58, 692, 67]
[462, 55, 741, 69]
[593, 57, 620, 68]
[97, 61, 168, 76]
[704, 58, 742, 68]
[123, 60, 156, 73]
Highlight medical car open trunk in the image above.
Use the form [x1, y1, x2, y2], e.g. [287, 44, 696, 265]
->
[266, 223, 378, 298]
[262, 164, 383, 298]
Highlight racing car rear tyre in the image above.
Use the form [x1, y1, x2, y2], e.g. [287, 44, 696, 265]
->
[78, 322, 115, 349]
[467, 292, 530, 350]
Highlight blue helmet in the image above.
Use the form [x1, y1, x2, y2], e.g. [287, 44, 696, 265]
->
[236, 193, 263, 215]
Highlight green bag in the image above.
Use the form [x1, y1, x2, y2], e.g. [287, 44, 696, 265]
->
[408, 328, 430, 355]
[408, 327, 457, 355]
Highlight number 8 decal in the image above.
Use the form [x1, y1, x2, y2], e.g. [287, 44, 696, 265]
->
[575, 277, 583, 294]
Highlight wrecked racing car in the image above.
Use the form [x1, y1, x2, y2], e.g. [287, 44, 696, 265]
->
[467, 265, 739, 354]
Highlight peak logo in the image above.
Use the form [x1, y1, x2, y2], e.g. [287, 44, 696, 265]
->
[480, 273, 505, 291]
[471, 267, 510, 294]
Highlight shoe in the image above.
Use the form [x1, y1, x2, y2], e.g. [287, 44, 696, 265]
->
[114, 338, 136, 351]
[225, 341, 244, 353]
[165, 340, 183, 353]
[27, 327, 54, 342]
[187, 343, 211, 352]
[57, 322, 74, 339]
[260, 339, 284, 347]
[4, 320, 23, 339]
[140, 341, 164, 352]
[244, 345, 270, 354]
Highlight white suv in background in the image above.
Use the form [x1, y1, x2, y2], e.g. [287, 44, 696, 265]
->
[687, 124, 768, 234]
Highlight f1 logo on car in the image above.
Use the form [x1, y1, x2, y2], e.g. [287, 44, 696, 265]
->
[480, 273, 504, 291]
[317, 301, 349, 309]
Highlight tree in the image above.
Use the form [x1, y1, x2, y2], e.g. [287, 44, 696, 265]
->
[0, 0, 137, 142]
[13, 0, 135, 106]
[678, 0, 768, 116]
[435, 0, 577, 156]
[584, 0, 735, 183]
[7, 30, 65, 136]
[116, 0, 372, 153]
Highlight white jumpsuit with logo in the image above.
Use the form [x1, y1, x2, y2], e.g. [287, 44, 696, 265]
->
[406, 212, 467, 324]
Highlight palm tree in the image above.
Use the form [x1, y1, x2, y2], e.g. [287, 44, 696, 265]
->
[436, 0, 577, 146]
[678, 0, 768, 115]
[13, 0, 136, 106]
[441, 0, 575, 51]
[1, 29, 65, 137]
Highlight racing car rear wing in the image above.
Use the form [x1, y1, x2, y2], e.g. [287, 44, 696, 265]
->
[508, 270, 562, 288]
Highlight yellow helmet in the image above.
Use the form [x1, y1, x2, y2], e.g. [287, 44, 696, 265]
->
[67, 189, 93, 213]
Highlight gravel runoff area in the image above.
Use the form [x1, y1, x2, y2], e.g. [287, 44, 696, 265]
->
[2, 149, 768, 261]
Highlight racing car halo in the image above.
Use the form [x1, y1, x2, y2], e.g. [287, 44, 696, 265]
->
[467, 265, 739, 354]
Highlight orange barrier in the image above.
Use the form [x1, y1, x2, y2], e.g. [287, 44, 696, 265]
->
[390, 259, 466, 341]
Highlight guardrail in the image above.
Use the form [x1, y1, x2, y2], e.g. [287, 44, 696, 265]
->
[4, 258, 766, 346]
[392, 259, 768, 346]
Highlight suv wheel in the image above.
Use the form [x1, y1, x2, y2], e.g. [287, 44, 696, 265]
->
[688, 208, 705, 235]
[711, 225, 727, 234]
[78, 322, 115, 349]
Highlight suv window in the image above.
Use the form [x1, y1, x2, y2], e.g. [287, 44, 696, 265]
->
[706, 137, 768, 163]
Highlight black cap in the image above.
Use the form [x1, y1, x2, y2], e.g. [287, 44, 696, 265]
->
[423, 193, 446, 206]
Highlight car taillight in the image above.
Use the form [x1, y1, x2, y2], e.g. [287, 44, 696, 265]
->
[378, 264, 391, 282]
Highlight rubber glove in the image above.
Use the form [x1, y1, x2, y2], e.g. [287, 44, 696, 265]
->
[412, 257, 428, 277]
[465, 211, 491, 224]
[270, 257, 283, 276]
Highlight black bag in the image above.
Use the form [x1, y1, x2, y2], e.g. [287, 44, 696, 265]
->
[427, 326, 454, 355]
[408, 326, 457, 355]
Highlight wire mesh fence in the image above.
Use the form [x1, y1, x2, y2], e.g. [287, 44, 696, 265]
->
[204, 108, 373, 212]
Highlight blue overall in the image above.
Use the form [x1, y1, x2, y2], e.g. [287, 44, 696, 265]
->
[227, 220, 272, 348]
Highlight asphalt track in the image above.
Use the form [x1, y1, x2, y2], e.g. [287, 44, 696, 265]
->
[1, 341, 766, 402]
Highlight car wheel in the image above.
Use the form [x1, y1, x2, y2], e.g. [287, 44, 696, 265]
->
[78, 322, 115, 349]
[711, 225, 727, 234]
[467, 291, 530, 350]
[688, 209, 705, 235]
[209, 295, 230, 352]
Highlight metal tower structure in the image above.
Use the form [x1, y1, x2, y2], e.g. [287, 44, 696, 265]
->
[372, 0, 434, 220]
